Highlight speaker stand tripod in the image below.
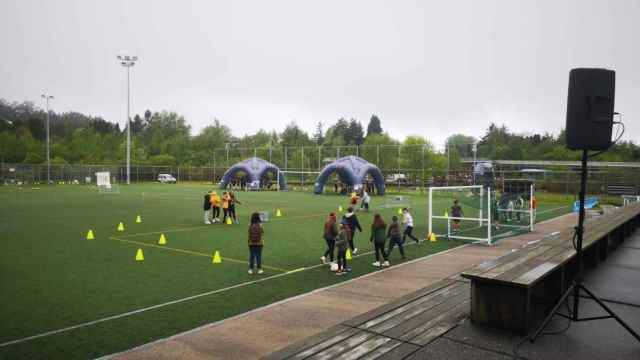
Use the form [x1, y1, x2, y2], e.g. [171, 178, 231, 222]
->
[529, 149, 640, 343]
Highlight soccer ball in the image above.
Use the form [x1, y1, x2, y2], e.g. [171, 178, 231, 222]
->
[330, 262, 339, 272]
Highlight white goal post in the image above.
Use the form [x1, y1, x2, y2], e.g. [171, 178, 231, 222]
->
[96, 172, 120, 194]
[428, 184, 535, 245]
[276, 170, 320, 191]
[428, 185, 492, 244]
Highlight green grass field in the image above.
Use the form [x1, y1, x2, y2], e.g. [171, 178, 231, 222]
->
[0, 184, 571, 359]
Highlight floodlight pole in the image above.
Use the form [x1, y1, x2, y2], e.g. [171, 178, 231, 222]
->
[117, 55, 138, 185]
[41, 94, 54, 184]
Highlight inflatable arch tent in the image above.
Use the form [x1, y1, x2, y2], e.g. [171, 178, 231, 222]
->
[219, 157, 287, 190]
[314, 156, 385, 195]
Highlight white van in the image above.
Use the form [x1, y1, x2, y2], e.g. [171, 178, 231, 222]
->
[157, 174, 177, 183]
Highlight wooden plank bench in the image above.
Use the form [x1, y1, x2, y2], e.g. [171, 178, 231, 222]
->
[263, 279, 470, 360]
[461, 203, 640, 334]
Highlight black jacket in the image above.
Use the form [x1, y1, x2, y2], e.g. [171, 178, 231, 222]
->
[343, 212, 362, 233]
[203, 194, 211, 210]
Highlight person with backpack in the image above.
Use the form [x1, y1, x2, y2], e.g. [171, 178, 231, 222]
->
[335, 223, 350, 275]
[343, 207, 362, 254]
[370, 214, 389, 267]
[203, 192, 212, 224]
[387, 215, 405, 260]
[321, 212, 338, 264]
[247, 212, 264, 274]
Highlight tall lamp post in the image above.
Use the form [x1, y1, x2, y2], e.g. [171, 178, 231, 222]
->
[41, 94, 54, 184]
[117, 55, 138, 184]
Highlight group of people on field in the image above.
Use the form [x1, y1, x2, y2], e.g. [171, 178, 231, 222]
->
[203, 190, 242, 224]
[321, 207, 420, 275]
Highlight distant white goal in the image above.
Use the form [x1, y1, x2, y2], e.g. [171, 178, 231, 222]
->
[96, 172, 120, 194]
[276, 171, 320, 191]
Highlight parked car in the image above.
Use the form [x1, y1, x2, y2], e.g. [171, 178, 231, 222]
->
[157, 174, 177, 183]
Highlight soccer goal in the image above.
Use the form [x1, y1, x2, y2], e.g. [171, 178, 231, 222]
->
[494, 184, 535, 234]
[276, 171, 320, 191]
[96, 172, 120, 194]
[622, 195, 640, 206]
[428, 185, 492, 244]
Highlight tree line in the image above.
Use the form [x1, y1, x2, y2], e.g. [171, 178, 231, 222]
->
[1, 98, 639, 168]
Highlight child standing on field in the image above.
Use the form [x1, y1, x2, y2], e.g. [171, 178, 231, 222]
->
[210, 191, 221, 223]
[387, 215, 405, 260]
[370, 214, 389, 267]
[203, 192, 212, 224]
[335, 224, 350, 275]
[247, 212, 264, 274]
[222, 191, 231, 224]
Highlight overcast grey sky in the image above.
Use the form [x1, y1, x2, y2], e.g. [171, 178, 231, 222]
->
[1, 0, 638, 148]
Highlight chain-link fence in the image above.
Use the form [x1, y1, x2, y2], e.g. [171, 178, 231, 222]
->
[3, 143, 640, 196]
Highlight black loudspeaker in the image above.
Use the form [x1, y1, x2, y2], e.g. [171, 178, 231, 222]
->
[566, 68, 615, 151]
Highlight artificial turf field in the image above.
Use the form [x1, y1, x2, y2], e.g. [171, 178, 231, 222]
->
[0, 184, 571, 359]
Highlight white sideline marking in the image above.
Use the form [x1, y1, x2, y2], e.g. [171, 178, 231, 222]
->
[97, 242, 469, 360]
[4, 210, 574, 350]
[0, 239, 445, 349]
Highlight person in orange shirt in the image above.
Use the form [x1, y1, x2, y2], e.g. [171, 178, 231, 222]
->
[210, 191, 221, 223]
[222, 191, 231, 224]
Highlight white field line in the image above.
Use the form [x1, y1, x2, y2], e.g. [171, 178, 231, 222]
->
[2, 206, 573, 350]
[96, 242, 469, 360]
[0, 238, 441, 349]
[536, 205, 570, 215]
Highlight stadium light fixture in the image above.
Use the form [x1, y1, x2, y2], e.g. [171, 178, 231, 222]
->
[41, 94, 54, 184]
[116, 54, 138, 184]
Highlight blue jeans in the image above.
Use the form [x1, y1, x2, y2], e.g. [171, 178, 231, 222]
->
[249, 245, 262, 269]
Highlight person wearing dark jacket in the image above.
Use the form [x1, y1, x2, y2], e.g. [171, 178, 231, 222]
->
[370, 214, 389, 267]
[343, 207, 362, 254]
[335, 224, 350, 275]
[387, 215, 405, 260]
[229, 192, 242, 224]
[247, 212, 264, 274]
[203, 192, 212, 224]
[321, 212, 338, 264]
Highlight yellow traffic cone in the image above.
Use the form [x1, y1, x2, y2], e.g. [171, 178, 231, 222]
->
[444, 211, 448, 218]
[136, 215, 142, 223]
[212, 251, 222, 264]
[338, 205, 343, 213]
[276, 209, 282, 217]
[226, 216, 233, 225]
[158, 234, 167, 245]
[398, 208, 403, 215]
[135, 248, 144, 261]
[86, 229, 94, 240]
[429, 232, 437, 242]
[117, 222, 125, 231]
[346, 249, 352, 260]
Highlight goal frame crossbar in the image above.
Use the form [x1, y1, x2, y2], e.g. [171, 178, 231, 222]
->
[276, 170, 320, 191]
[428, 184, 535, 245]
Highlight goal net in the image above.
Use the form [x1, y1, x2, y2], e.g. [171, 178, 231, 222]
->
[428, 185, 535, 245]
[429, 185, 491, 244]
[276, 171, 320, 191]
[96, 172, 120, 194]
[493, 185, 534, 234]
[622, 195, 640, 206]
